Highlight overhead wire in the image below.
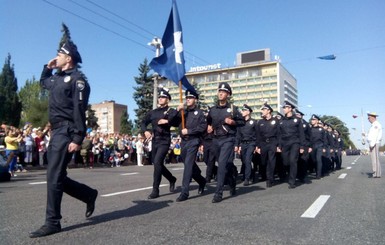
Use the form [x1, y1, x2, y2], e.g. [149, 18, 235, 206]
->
[42, 0, 153, 51]
[68, 0, 152, 41]
[84, 0, 213, 65]
[42, 0, 211, 66]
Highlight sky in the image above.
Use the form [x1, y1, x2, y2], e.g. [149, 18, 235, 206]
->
[1, 0, 385, 147]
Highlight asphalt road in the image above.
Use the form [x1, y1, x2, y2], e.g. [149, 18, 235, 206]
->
[1, 155, 384, 245]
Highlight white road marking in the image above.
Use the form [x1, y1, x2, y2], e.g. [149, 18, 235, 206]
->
[120, 172, 139, 176]
[301, 195, 330, 218]
[338, 173, 347, 179]
[171, 167, 184, 171]
[101, 184, 168, 197]
[29, 181, 47, 185]
[351, 162, 355, 165]
[346, 167, 352, 170]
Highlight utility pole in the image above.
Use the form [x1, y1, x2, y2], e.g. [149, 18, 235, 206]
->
[148, 37, 162, 109]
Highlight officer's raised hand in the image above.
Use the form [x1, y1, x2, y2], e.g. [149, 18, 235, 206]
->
[47, 58, 58, 69]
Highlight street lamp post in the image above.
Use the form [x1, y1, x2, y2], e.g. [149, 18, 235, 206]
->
[148, 37, 162, 109]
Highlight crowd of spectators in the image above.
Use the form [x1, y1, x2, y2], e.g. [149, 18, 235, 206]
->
[0, 122, 190, 181]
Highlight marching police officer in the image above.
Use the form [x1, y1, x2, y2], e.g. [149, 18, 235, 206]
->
[141, 88, 178, 199]
[255, 103, 280, 188]
[295, 110, 311, 182]
[322, 123, 333, 175]
[30, 40, 98, 238]
[236, 104, 258, 186]
[175, 90, 207, 202]
[309, 115, 327, 179]
[278, 101, 305, 189]
[334, 130, 344, 170]
[202, 113, 218, 183]
[207, 82, 245, 203]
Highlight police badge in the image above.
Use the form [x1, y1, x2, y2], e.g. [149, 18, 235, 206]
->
[64, 76, 71, 83]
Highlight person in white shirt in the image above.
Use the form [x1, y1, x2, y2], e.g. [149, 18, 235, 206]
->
[365, 112, 382, 178]
[136, 135, 145, 166]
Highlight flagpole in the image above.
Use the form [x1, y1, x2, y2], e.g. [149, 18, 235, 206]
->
[179, 81, 185, 129]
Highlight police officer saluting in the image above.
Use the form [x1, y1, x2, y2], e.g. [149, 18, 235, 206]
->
[207, 82, 245, 203]
[175, 90, 207, 202]
[141, 88, 178, 199]
[30, 39, 98, 238]
[236, 104, 258, 186]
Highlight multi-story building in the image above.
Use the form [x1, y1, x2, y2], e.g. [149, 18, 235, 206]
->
[91, 100, 127, 134]
[160, 49, 297, 116]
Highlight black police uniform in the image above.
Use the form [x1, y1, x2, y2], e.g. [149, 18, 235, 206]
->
[236, 113, 258, 185]
[141, 100, 178, 198]
[278, 114, 305, 188]
[39, 64, 97, 229]
[208, 101, 244, 202]
[297, 118, 311, 182]
[335, 134, 344, 170]
[322, 127, 333, 175]
[202, 129, 217, 182]
[175, 103, 207, 200]
[309, 122, 327, 179]
[256, 115, 280, 187]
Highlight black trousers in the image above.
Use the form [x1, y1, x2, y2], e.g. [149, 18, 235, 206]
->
[311, 146, 323, 178]
[260, 142, 277, 183]
[180, 138, 205, 197]
[240, 142, 255, 181]
[281, 143, 300, 185]
[151, 141, 176, 194]
[336, 150, 342, 170]
[297, 147, 310, 180]
[46, 126, 96, 227]
[203, 140, 217, 180]
[213, 137, 236, 196]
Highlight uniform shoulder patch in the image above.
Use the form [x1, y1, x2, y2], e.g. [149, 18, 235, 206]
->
[76, 80, 86, 91]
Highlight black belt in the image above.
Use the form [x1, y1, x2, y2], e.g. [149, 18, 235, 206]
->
[241, 140, 254, 144]
[262, 137, 276, 143]
[51, 120, 71, 130]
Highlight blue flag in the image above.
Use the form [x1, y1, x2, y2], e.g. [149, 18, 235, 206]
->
[317, 54, 336, 60]
[149, 0, 196, 93]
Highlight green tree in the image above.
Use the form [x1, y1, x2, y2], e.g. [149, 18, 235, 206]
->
[133, 59, 153, 128]
[86, 104, 99, 130]
[0, 54, 22, 126]
[59, 23, 71, 49]
[194, 83, 209, 110]
[319, 115, 354, 150]
[120, 109, 133, 134]
[26, 99, 49, 128]
[18, 77, 49, 125]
